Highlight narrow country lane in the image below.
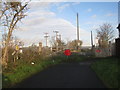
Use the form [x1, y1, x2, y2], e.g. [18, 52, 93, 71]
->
[14, 60, 106, 88]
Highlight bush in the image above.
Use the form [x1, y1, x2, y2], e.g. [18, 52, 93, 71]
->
[2, 50, 87, 88]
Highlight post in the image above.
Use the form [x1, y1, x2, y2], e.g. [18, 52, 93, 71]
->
[39, 42, 42, 55]
[67, 56, 68, 61]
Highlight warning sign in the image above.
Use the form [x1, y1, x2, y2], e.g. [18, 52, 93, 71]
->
[16, 45, 19, 51]
[64, 49, 71, 56]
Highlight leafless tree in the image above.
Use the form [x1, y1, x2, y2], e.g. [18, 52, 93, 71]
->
[0, 0, 29, 68]
[50, 36, 56, 47]
[50, 36, 65, 51]
[2, 33, 17, 48]
[96, 23, 115, 48]
[67, 40, 82, 50]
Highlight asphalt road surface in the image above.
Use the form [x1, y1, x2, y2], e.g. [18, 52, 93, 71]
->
[14, 61, 106, 88]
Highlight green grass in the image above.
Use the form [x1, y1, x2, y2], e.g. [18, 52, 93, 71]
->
[91, 57, 118, 88]
[2, 53, 87, 88]
[2, 55, 62, 88]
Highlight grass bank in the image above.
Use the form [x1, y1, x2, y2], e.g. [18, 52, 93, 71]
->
[2, 53, 87, 88]
[2, 54, 63, 88]
[91, 57, 119, 88]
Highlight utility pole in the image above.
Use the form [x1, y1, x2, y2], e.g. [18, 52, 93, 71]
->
[44, 33, 49, 47]
[53, 31, 59, 52]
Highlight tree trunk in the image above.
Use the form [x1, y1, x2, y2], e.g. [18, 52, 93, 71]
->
[2, 29, 12, 68]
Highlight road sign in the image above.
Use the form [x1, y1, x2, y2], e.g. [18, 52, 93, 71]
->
[64, 49, 71, 56]
[16, 45, 19, 51]
[96, 49, 101, 53]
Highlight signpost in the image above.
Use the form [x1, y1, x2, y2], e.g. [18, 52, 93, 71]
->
[64, 49, 71, 60]
[16, 45, 19, 51]
[12, 45, 20, 63]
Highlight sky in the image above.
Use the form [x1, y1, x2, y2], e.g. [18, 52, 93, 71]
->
[0, 1, 119, 47]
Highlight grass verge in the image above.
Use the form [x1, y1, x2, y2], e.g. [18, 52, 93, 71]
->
[2, 54, 62, 88]
[2, 53, 87, 88]
[91, 57, 119, 88]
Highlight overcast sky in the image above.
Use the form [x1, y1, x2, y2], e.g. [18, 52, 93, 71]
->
[0, 1, 119, 47]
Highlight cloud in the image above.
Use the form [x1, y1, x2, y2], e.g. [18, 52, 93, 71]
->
[105, 13, 114, 16]
[13, 3, 92, 46]
[87, 8, 92, 12]
[14, 16, 77, 46]
[5, 0, 120, 2]
[30, 0, 70, 2]
[20, 10, 56, 27]
[14, 15, 91, 46]
[28, 2, 52, 10]
[91, 14, 97, 18]
[58, 4, 70, 11]
[72, 2, 80, 5]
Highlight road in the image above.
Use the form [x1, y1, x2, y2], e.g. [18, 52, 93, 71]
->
[14, 60, 106, 88]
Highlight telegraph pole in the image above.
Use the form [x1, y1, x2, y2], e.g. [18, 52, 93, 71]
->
[44, 33, 49, 47]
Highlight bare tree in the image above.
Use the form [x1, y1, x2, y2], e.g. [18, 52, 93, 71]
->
[2, 33, 15, 48]
[67, 40, 82, 50]
[50, 36, 65, 51]
[50, 36, 57, 48]
[96, 23, 115, 48]
[0, 0, 29, 68]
